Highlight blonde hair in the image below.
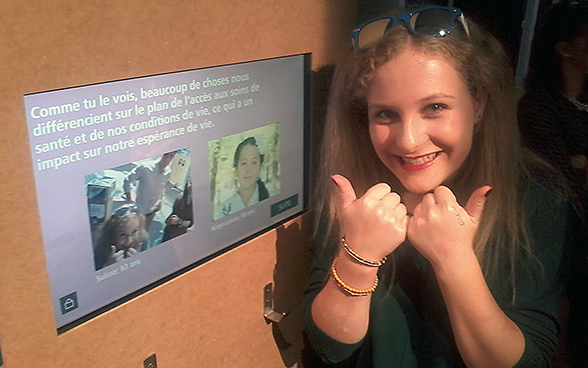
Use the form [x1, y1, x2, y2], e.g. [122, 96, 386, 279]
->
[94, 205, 148, 270]
[313, 21, 561, 298]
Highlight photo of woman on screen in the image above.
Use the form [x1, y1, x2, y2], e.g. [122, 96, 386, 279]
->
[219, 137, 269, 216]
[209, 123, 281, 221]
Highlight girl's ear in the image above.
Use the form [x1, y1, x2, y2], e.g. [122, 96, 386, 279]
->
[555, 41, 573, 58]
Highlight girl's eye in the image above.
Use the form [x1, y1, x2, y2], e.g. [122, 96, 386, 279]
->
[372, 109, 399, 123]
[424, 103, 448, 115]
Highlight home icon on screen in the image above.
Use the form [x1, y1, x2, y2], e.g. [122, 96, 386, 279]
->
[59, 292, 78, 315]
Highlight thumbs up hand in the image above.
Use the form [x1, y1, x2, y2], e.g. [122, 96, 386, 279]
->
[407, 185, 491, 268]
[332, 174, 408, 261]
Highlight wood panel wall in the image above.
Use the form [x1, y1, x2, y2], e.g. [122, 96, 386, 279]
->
[0, 1, 356, 366]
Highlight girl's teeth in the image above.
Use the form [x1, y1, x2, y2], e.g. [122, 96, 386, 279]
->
[402, 153, 436, 165]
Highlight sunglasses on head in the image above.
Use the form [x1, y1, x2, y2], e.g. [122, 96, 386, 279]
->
[113, 205, 143, 218]
[351, 6, 470, 50]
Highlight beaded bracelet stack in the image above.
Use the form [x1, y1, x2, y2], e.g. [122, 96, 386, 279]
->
[341, 237, 387, 267]
[331, 257, 378, 296]
[330, 237, 386, 297]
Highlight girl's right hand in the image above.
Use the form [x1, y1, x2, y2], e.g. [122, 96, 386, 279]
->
[332, 174, 408, 260]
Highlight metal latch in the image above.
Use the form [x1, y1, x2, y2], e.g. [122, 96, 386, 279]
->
[263, 283, 287, 324]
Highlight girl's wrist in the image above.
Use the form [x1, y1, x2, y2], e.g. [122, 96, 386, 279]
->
[431, 248, 479, 282]
[334, 250, 380, 288]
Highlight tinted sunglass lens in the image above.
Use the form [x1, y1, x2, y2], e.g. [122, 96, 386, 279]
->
[410, 9, 454, 37]
[357, 18, 394, 49]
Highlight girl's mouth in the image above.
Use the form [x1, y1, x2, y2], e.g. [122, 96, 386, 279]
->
[397, 152, 439, 171]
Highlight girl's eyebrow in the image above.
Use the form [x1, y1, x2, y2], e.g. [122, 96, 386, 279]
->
[367, 93, 456, 109]
[367, 103, 396, 110]
[419, 93, 456, 103]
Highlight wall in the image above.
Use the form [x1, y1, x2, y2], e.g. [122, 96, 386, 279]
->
[0, 1, 356, 367]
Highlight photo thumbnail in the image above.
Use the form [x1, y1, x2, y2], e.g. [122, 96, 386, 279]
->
[86, 148, 193, 270]
[209, 123, 281, 221]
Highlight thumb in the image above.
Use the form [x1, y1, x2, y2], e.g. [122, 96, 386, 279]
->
[464, 186, 492, 225]
[331, 174, 357, 209]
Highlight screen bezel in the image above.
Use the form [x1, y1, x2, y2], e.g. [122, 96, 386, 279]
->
[25, 53, 311, 334]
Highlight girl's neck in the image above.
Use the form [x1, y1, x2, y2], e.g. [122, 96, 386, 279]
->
[239, 183, 256, 206]
[402, 191, 425, 214]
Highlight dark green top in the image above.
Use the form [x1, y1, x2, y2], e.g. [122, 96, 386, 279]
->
[303, 181, 576, 367]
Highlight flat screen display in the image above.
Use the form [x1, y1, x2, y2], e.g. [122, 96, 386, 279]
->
[24, 54, 310, 332]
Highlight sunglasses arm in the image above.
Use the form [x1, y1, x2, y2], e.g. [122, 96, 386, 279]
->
[458, 14, 471, 38]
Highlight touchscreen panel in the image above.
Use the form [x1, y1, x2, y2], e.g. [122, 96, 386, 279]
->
[24, 54, 310, 332]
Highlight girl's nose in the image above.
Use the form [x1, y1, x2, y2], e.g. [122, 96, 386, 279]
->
[121, 235, 131, 246]
[394, 115, 426, 153]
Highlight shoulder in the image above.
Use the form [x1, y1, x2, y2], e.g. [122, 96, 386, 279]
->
[519, 165, 569, 215]
[518, 88, 572, 115]
[517, 166, 573, 255]
[221, 192, 242, 215]
[131, 162, 151, 175]
[518, 89, 569, 125]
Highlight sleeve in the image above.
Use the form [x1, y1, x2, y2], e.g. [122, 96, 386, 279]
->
[183, 201, 194, 227]
[168, 199, 193, 227]
[165, 200, 179, 224]
[506, 185, 574, 367]
[123, 165, 143, 193]
[302, 239, 365, 364]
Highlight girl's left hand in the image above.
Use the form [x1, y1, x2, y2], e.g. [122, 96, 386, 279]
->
[407, 185, 490, 268]
[124, 247, 138, 258]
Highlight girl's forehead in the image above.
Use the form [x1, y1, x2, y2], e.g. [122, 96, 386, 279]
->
[370, 50, 463, 91]
[369, 45, 460, 83]
[240, 144, 260, 155]
[118, 214, 139, 226]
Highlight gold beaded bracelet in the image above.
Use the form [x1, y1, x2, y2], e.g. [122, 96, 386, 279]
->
[331, 258, 378, 297]
[341, 237, 387, 267]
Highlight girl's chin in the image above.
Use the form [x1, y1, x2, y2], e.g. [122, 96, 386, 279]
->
[397, 178, 442, 194]
[403, 187, 437, 195]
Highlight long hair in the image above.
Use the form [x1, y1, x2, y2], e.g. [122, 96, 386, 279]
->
[313, 20, 556, 298]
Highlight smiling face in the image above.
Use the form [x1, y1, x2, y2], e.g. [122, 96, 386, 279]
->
[366, 44, 484, 195]
[114, 215, 141, 252]
[236, 144, 261, 191]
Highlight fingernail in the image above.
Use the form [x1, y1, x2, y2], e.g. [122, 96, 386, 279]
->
[485, 189, 493, 198]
